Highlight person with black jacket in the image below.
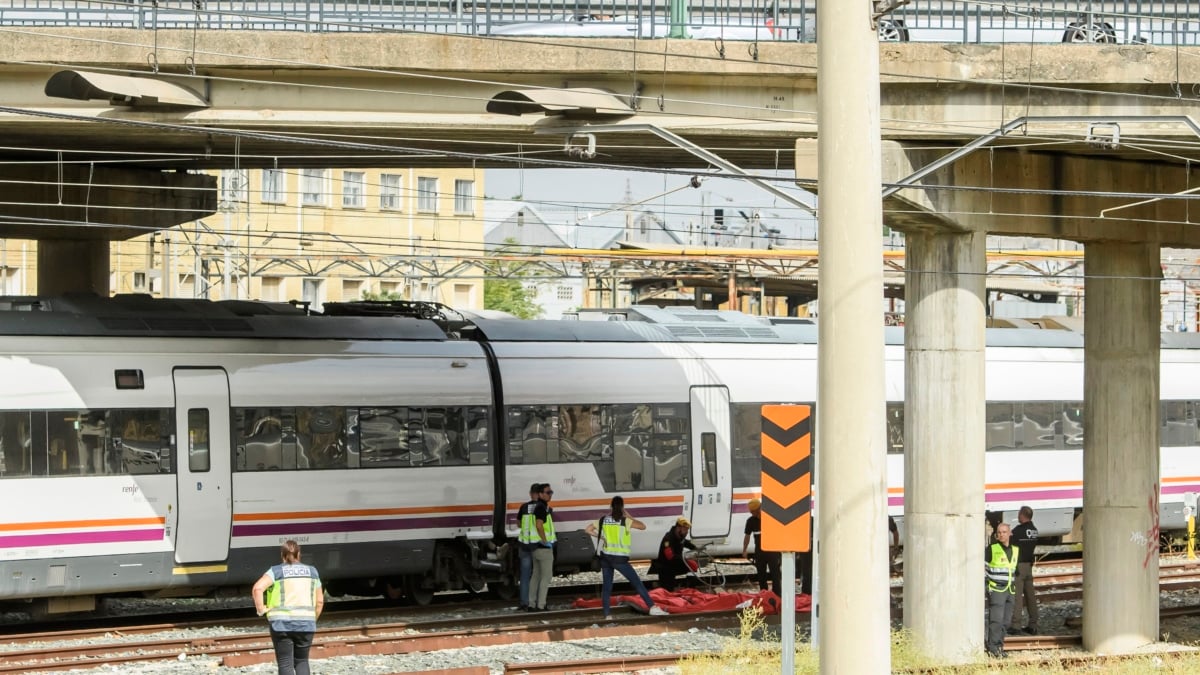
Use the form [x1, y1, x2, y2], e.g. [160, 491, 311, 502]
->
[650, 517, 698, 591]
[1008, 506, 1039, 635]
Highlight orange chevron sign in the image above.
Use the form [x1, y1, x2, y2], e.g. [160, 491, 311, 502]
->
[761, 404, 812, 553]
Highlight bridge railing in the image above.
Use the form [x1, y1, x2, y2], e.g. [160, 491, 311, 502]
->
[0, 1, 1194, 45]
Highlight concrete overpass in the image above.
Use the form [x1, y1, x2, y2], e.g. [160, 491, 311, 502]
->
[2, 26, 1199, 667]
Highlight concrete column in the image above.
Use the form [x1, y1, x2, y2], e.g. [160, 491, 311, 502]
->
[903, 231, 987, 662]
[37, 240, 109, 296]
[1082, 242, 1160, 653]
[815, 1, 889, 672]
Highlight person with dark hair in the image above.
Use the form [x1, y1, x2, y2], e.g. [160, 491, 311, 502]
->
[528, 483, 556, 610]
[650, 516, 698, 591]
[1009, 506, 1039, 635]
[585, 496, 669, 619]
[252, 540, 324, 675]
[515, 481, 542, 611]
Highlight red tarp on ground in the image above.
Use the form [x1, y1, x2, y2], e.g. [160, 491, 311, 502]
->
[571, 587, 812, 615]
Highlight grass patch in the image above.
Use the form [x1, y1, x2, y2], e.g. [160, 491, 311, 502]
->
[679, 609, 1200, 673]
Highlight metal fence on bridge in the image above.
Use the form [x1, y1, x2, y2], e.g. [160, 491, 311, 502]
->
[0, 1, 1194, 45]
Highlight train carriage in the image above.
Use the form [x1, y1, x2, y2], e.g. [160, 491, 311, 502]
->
[3, 295, 1200, 616]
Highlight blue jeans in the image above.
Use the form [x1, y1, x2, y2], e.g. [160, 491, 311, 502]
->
[269, 628, 314, 675]
[600, 554, 655, 616]
[518, 545, 533, 607]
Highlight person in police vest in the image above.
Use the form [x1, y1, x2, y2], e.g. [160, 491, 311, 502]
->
[527, 483, 556, 610]
[252, 540, 325, 675]
[515, 481, 543, 611]
[585, 496, 669, 619]
[984, 522, 1018, 659]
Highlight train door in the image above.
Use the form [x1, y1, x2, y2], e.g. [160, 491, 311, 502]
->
[689, 385, 731, 538]
[173, 368, 232, 564]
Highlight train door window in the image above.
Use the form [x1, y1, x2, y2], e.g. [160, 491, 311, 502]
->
[985, 402, 1016, 451]
[886, 403, 904, 454]
[187, 409, 210, 472]
[651, 404, 689, 489]
[730, 403, 763, 488]
[1062, 402, 1084, 449]
[0, 410, 33, 478]
[700, 432, 717, 487]
[1162, 401, 1195, 447]
[1015, 402, 1056, 450]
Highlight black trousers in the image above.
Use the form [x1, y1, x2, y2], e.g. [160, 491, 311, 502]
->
[753, 550, 782, 592]
[269, 628, 315, 675]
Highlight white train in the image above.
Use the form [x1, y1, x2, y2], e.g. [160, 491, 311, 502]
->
[1, 295, 1197, 616]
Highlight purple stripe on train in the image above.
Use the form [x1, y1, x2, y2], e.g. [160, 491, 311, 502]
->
[0, 528, 164, 549]
[888, 484, 1200, 508]
[232, 514, 492, 537]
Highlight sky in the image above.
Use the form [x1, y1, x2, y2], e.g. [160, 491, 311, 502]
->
[483, 167, 818, 246]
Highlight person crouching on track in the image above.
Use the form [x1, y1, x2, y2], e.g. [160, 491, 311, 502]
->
[585, 496, 669, 619]
[515, 481, 543, 611]
[650, 517, 698, 591]
[252, 540, 325, 675]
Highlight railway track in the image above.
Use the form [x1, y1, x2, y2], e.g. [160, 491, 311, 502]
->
[0, 607, 741, 673]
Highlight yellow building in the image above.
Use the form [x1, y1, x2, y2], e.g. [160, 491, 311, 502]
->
[1, 167, 485, 311]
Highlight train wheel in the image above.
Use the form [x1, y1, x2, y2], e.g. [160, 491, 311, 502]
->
[406, 575, 435, 606]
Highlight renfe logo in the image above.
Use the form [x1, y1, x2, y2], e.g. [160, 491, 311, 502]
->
[122, 486, 141, 495]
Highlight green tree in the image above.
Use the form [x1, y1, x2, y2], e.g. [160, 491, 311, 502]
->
[484, 239, 542, 319]
[361, 288, 406, 301]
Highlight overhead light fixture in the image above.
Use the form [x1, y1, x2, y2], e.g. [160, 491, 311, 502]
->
[45, 70, 209, 109]
[487, 88, 633, 119]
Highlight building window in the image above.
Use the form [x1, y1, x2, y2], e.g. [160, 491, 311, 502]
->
[556, 286, 574, 301]
[260, 276, 284, 302]
[379, 280, 401, 297]
[342, 171, 365, 208]
[261, 169, 286, 203]
[342, 279, 363, 301]
[220, 169, 249, 203]
[417, 177, 438, 212]
[454, 179, 474, 215]
[301, 169, 326, 206]
[453, 283, 473, 308]
[380, 173, 403, 211]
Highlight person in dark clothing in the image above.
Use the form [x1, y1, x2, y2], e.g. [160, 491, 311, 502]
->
[742, 498, 782, 593]
[888, 515, 900, 572]
[984, 522, 1018, 659]
[650, 517, 697, 591]
[1008, 506, 1039, 635]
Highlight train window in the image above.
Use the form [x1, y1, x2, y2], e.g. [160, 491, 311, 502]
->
[886, 403, 904, 454]
[466, 406, 490, 465]
[1015, 402, 1057, 450]
[559, 405, 610, 462]
[986, 403, 1016, 451]
[236, 408, 287, 471]
[297, 407, 349, 469]
[1062, 403, 1084, 449]
[507, 406, 559, 465]
[730, 403, 764, 488]
[110, 409, 172, 475]
[613, 404, 652, 490]
[187, 409, 210, 472]
[1162, 401, 1197, 447]
[0, 411, 33, 478]
[650, 404, 689, 490]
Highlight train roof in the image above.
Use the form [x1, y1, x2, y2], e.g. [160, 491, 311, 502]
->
[3, 296, 1200, 349]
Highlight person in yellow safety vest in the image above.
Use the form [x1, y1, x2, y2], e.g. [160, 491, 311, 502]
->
[984, 523, 1018, 659]
[252, 540, 325, 675]
[527, 483, 557, 611]
[515, 481, 543, 611]
[584, 496, 670, 619]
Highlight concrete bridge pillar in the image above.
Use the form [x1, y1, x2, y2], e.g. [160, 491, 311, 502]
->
[0, 166, 215, 296]
[37, 240, 109, 296]
[1082, 241, 1161, 654]
[903, 229, 987, 663]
